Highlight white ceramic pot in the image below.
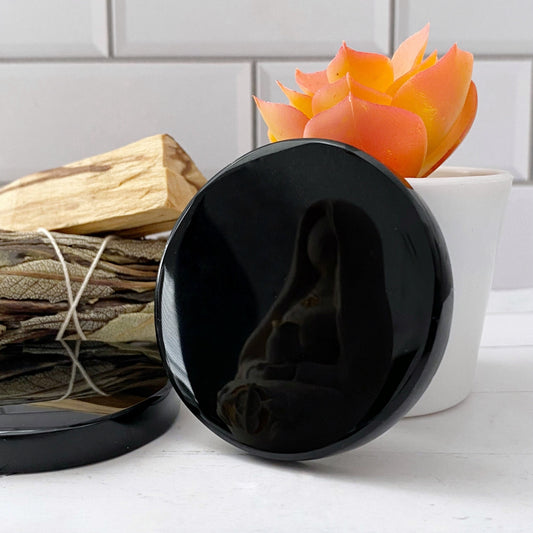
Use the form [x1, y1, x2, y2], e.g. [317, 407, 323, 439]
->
[405, 167, 512, 416]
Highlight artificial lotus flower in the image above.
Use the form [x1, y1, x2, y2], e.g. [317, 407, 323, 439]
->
[254, 24, 477, 179]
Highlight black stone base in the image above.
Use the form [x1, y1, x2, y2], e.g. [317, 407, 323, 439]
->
[0, 341, 179, 474]
[0, 384, 178, 475]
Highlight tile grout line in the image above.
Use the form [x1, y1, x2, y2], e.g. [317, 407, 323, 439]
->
[0, 56, 333, 64]
[527, 58, 533, 183]
[474, 53, 533, 61]
[389, 0, 396, 56]
[251, 60, 258, 149]
[106, 0, 115, 58]
[1, 54, 533, 63]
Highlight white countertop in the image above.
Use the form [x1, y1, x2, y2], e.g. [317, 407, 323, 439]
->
[2, 290, 532, 533]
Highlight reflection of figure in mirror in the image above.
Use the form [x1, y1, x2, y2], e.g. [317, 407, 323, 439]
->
[217, 200, 393, 453]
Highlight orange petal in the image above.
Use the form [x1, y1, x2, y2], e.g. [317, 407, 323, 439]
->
[304, 95, 427, 179]
[346, 74, 392, 106]
[391, 23, 430, 79]
[268, 131, 278, 143]
[312, 74, 392, 115]
[326, 42, 394, 92]
[253, 97, 308, 141]
[295, 68, 329, 96]
[312, 76, 350, 115]
[392, 44, 473, 152]
[419, 81, 478, 176]
[387, 50, 438, 96]
[276, 81, 313, 118]
[304, 96, 358, 145]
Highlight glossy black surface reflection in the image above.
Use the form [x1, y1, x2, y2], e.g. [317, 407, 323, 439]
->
[0, 341, 178, 474]
[156, 139, 453, 461]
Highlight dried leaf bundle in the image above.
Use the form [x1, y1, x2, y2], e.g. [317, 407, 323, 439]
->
[0, 230, 166, 345]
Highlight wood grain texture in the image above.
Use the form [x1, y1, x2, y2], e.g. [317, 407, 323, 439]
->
[0, 134, 206, 236]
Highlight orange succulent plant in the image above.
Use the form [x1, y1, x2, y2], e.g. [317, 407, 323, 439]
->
[254, 24, 477, 179]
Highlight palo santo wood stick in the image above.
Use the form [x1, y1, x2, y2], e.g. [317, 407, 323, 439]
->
[0, 134, 206, 237]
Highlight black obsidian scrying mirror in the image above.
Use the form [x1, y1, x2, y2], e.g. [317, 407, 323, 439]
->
[156, 139, 453, 461]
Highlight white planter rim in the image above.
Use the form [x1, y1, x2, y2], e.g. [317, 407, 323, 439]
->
[407, 166, 512, 188]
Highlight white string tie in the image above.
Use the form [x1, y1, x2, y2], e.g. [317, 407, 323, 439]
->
[56, 339, 108, 400]
[37, 228, 114, 398]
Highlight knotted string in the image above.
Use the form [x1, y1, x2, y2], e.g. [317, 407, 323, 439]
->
[37, 228, 114, 399]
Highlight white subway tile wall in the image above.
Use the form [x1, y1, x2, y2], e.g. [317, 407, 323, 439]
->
[0, 0, 108, 58]
[0, 63, 251, 181]
[395, 0, 533, 54]
[0, 1, 531, 287]
[493, 187, 533, 289]
[113, 0, 390, 56]
[446, 60, 532, 181]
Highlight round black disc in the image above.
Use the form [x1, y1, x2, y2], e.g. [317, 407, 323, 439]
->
[156, 139, 452, 461]
[0, 341, 179, 474]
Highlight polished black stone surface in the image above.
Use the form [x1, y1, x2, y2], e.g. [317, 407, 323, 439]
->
[156, 139, 453, 461]
[0, 341, 179, 474]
